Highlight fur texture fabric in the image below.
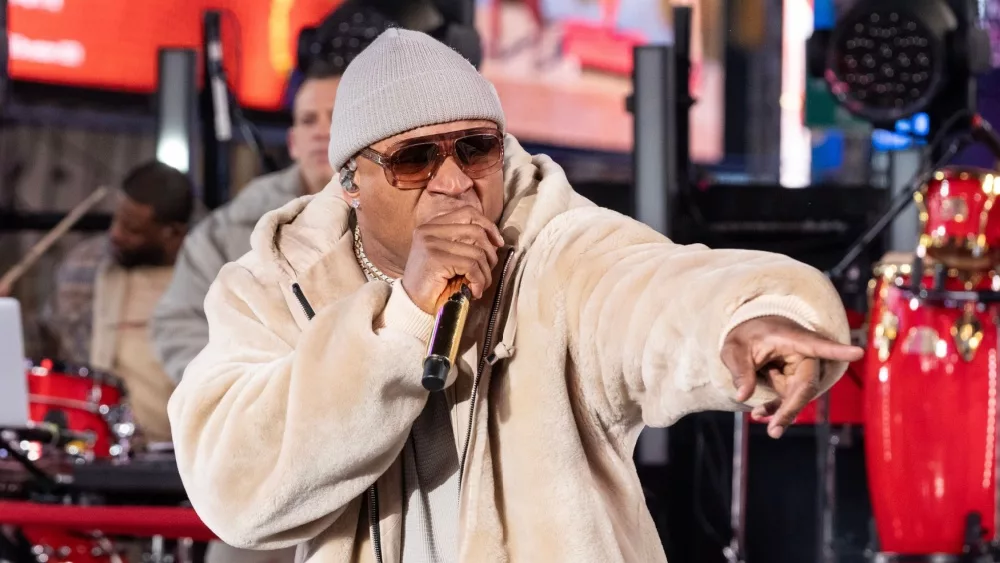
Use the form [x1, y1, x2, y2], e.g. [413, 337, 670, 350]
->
[168, 135, 851, 563]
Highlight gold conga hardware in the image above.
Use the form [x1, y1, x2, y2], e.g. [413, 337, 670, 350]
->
[952, 307, 984, 362]
[875, 310, 899, 362]
[65, 440, 87, 456]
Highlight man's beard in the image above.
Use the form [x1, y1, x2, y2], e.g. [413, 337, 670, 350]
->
[113, 245, 167, 269]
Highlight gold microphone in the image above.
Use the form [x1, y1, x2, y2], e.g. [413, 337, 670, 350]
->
[422, 277, 471, 391]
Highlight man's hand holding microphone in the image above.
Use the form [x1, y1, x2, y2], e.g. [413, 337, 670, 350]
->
[399, 206, 504, 391]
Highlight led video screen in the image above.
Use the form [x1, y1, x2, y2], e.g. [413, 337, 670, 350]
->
[7, 0, 726, 158]
[474, 0, 724, 158]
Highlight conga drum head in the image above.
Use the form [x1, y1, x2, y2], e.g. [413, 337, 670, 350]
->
[916, 166, 1000, 270]
[869, 252, 918, 314]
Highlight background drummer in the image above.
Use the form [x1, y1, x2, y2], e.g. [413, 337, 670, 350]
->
[38, 161, 194, 444]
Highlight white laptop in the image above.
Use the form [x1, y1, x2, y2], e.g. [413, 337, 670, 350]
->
[0, 298, 30, 427]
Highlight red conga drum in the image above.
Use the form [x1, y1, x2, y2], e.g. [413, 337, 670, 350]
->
[865, 266, 1000, 556]
[916, 166, 1000, 272]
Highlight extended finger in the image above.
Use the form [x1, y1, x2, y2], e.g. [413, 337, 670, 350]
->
[788, 331, 864, 363]
[767, 359, 820, 438]
[720, 344, 758, 403]
[428, 207, 504, 247]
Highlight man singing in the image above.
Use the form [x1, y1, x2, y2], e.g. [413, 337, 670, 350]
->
[169, 29, 863, 563]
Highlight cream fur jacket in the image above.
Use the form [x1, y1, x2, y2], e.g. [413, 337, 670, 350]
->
[168, 136, 851, 563]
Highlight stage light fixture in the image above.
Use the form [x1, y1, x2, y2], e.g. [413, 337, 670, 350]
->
[296, 1, 396, 75]
[297, 0, 482, 74]
[818, 0, 991, 126]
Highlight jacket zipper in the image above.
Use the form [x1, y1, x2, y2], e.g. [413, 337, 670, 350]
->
[458, 249, 516, 494]
[291, 283, 383, 563]
[290, 283, 315, 319]
[368, 484, 383, 563]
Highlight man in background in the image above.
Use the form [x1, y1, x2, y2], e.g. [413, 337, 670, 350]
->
[150, 61, 339, 383]
[40, 161, 193, 444]
[152, 2, 395, 383]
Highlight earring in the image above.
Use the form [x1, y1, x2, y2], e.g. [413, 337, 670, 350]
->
[351, 199, 361, 209]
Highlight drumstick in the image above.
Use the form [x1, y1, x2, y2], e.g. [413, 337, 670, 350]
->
[0, 186, 111, 294]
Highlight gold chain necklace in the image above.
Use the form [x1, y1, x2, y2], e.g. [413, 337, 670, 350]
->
[353, 224, 396, 283]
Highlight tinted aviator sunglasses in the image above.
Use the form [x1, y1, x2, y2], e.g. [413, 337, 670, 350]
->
[358, 127, 504, 188]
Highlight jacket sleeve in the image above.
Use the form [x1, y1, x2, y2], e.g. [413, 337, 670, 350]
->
[521, 206, 851, 429]
[167, 264, 433, 550]
[152, 218, 233, 383]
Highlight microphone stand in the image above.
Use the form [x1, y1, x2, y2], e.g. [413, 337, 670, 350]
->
[200, 10, 278, 211]
[202, 11, 233, 211]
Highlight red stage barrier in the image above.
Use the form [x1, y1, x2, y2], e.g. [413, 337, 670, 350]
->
[0, 501, 216, 541]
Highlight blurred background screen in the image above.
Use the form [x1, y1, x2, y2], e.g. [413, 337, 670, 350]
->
[471, 0, 724, 160]
[6, 0, 726, 161]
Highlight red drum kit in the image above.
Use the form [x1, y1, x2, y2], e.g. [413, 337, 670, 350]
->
[0, 187, 208, 563]
[3, 360, 138, 563]
[24, 359, 135, 461]
[860, 166, 1000, 561]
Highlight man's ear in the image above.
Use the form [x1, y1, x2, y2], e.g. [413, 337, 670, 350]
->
[338, 159, 360, 202]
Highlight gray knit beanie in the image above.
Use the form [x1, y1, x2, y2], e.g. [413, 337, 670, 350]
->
[327, 28, 507, 171]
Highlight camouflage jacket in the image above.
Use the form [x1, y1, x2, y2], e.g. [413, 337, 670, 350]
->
[40, 235, 127, 370]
